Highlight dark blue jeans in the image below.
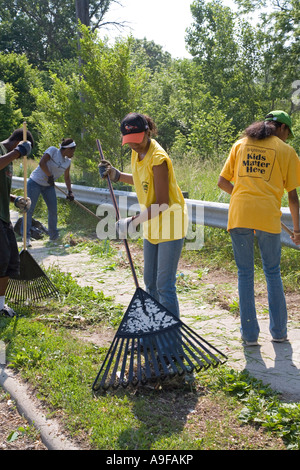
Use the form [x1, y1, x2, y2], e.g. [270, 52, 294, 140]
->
[143, 237, 184, 318]
[24, 178, 58, 240]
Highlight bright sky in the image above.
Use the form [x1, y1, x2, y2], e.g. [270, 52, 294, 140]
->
[99, 0, 195, 59]
[99, 1, 238, 59]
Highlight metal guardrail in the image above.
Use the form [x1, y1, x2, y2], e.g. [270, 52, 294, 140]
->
[11, 176, 298, 249]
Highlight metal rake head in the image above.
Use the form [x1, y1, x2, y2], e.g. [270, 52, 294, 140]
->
[92, 288, 227, 391]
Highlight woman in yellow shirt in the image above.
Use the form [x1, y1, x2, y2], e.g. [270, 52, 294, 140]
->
[218, 110, 300, 346]
[99, 113, 188, 327]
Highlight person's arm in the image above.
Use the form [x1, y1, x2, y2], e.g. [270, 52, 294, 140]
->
[64, 166, 72, 192]
[63, 166, 75, 200]
[0, 150, 21, 170]
[119, 173, 134, 185]
[217, 175, 234, 195]
[288, 189, 300, 244]
[39, 153, 51, 176]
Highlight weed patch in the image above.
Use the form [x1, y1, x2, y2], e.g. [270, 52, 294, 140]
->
[0, 269, 292, 450]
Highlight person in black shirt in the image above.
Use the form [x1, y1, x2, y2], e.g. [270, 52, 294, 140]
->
[0, 128, 33, 317]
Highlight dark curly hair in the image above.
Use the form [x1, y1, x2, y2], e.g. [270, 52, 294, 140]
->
[242, 120, 282, 140]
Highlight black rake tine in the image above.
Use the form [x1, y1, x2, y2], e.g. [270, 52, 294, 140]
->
[179, 328, 217, 367]
[180, 335, 210, 370]
[37, 277, 49, 297]
[37, 278, 57, 299]
[104, 337, 122, 387]
[93, 337, 120, 390]
[111, 338, 126, 389]
[147, 340, 161, 379]
[143, 345, 154, 382]
[181, 323, 227, 362]
[184, 335, 221, 368]
[128, 339, 138, 386]
[168, 329, 198, 369]
[136, 339, 143, 384]
[36, 276, 58, 299]
[153, 335, 178, 376]
[159, 330, 186, 374]
[6, 276, 58, 305]
[119, 337, 131, 387]
[142, 345, 150, 380]
[157, 326, 215, 372]
[157, 332, 176, 369]
[31, 281, 40, 300]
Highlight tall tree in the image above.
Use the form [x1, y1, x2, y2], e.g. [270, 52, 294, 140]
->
[31, 29, 149, 179]
[233, 0, 300, 111]
[186, 0, 268, 130]
[0, 0, 125, 68]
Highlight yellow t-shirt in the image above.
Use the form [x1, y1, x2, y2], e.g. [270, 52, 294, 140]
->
[131, 139, 188, 244]
[220, 136, 300, 233]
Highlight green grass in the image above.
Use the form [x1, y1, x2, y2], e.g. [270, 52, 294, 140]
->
[37, 266, 124, 328]
[0, 268, 298, 450]
[182, 224, 300, 293]
[0, 312, 294, 450]
[5, 159, 300, 450]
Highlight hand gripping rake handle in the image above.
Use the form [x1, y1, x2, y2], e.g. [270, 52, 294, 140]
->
[96, 139, 139, 289]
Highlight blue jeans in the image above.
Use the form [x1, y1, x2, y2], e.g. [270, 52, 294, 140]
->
[230, 228, 287, 342]
[143, 238, 184, 318]
[23, 178, 58, 240]
[143, 238, 184, 355]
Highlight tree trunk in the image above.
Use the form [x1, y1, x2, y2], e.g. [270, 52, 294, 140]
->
[75, 0, 90, 141]
[75, 0, 90, 27]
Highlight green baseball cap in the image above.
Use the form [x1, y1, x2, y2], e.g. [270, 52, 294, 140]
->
[264, 110, 294, 138]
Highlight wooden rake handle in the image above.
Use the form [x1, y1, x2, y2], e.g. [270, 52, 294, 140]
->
[281, 221, 294, 237]
[54, 184, 101, 221]
[96, 138, 139, 289]
[23, 122, 27, 250]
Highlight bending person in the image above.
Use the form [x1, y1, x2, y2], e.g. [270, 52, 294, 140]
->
[218, 110, 300, 346]
[99, 113, 188, 353]
[24, 138, 76, 245]
[0, 128, 33, 317]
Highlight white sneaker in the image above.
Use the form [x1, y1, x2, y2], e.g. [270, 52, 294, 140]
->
[243, 339, 259, 346]
[26, 238, 32, 247]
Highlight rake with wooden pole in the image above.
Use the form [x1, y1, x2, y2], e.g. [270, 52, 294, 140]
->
[281, 221, 295, 238]
[5, 122, 59, 306]
[54, 184, 101, 221]
[92, 138, 227, 392]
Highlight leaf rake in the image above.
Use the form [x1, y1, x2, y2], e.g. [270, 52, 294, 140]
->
[92, 138, 227, 392]
[6, 122, 59, 306]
